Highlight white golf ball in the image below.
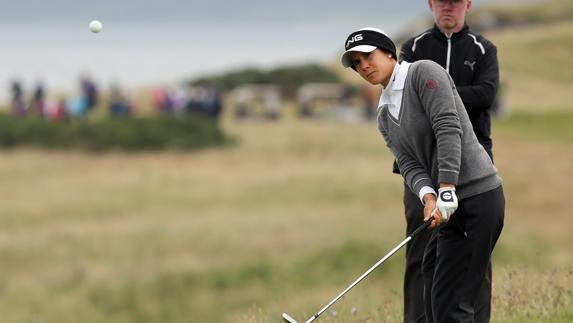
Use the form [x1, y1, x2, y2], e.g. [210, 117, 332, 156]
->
[89, 20, 102, 33]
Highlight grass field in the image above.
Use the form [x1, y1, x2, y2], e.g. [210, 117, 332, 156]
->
[0, 109, 571, 323]
[490, 21, 573, 111]
[1, 9, 572, 322]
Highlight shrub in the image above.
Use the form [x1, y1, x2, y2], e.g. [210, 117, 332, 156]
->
[0, 114, 233, 152]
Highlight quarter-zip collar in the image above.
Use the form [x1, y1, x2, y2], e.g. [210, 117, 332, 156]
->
[432, 24, 469, 74]
[431, 23, 469, 43]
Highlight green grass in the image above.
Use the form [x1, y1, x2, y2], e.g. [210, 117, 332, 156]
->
[87, 240, 404, 322]
[1, 6, 570, 320]
[0, 114, 570, 323]
[0, 239, 405, 323]
[496, 27, 573, 84]
[494, 110, 573, 143]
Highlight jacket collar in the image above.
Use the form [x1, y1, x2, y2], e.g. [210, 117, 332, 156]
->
[431, 23, 469, 41]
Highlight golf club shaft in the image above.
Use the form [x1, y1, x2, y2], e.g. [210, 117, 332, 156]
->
[305, 219, 432, 323]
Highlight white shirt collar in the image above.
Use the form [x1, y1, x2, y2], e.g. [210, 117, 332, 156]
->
[378, 61, 411, 107]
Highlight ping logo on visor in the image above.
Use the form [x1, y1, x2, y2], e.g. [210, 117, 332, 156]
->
[346, 34, 364, 48]
[344, 30, 395, 53]
[341, 27, 397, 68]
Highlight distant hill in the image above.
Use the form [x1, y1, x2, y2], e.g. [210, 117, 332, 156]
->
[470, 0, 573, 110]
[469, 0, 573, 29]
[489, 21, 573, 111]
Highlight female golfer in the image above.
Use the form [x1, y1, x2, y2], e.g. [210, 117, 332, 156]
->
[341, 27, 504, 323]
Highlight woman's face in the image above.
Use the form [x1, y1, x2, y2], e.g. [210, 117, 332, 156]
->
[349, 49, 395, 87]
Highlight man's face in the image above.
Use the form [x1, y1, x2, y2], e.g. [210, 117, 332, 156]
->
[429, 0, 472, 33]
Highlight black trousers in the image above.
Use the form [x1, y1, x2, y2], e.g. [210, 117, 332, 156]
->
[403, 183, 497, 323]
[422, 186, 504, 323]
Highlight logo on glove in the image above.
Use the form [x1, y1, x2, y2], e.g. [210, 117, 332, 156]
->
[441, 191, 453, 201]
[434, 187, 458, 223]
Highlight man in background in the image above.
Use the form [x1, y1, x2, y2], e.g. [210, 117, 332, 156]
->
[398, 0, 500, 322]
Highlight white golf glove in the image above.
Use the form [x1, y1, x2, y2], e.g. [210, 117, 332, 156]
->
[432, 187, 458, 222]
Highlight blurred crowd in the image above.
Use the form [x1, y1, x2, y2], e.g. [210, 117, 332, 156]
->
[6, 76, 390, 122]
[151, 86, 222, 118]
[6, 76, 223, 121]
[8, 75, 130, 121]
[9, 76, 100, 121]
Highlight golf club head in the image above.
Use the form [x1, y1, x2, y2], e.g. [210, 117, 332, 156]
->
[282, 312, 298, 323]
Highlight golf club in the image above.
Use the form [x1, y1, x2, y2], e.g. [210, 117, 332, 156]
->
[282, 217, 433, 323]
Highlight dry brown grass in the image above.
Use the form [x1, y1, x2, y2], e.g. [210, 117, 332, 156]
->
[486, 21, 573, 111]
[0, 115, 570, 322]
[493, 267, 572, 321]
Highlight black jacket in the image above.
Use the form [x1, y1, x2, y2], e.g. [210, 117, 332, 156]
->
[400, 24, 499, 158]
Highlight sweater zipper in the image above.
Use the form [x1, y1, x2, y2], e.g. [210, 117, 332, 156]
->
[446, 35, 452, 74]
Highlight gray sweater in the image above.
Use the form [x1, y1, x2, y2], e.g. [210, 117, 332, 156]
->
[377, 60, 501, 200]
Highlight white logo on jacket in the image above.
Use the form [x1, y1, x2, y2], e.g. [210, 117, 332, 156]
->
[464, 60, 476, 71]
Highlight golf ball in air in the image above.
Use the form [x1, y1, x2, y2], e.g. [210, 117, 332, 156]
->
[89, 20, 102, 33]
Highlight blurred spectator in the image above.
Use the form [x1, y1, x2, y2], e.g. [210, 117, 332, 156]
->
[187, 87, 223, 119]
[66, 96, 89, 118]
[80, 75, 99, 111]
[171, 86, 189, 113]
[186, 86, 206, 115]
[55, 98, 69, 121]
[10, 80, 26, 117]
[152, 87, 174, 114]
[29, 81, 46, 118]
[109, 83, 133, 117]
[44, 97, 69, 121]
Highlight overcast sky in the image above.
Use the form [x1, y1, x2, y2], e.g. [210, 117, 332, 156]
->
[0, 0, 538, 103]
[0, 0, 533, 24]
[1, 1, 421, 21]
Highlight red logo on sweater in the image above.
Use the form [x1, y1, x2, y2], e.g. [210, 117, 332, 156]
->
[426, 79, 438, 90]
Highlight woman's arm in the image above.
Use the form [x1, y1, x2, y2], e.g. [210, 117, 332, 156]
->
[414, 61, 463, 186]
[378, 116, 436, 204]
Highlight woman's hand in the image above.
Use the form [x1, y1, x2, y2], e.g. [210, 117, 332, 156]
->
[423, 193, 442, 230]
[435, 186, 458, 222]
